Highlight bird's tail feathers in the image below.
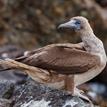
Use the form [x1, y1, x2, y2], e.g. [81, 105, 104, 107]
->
[0, 68, 13, 72]
[0, 58, 51, 82]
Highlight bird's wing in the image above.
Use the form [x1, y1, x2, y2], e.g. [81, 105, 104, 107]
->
[27, 42, 85, 55]
[18, 46, 100, 74]
[15, 43, 85, 61]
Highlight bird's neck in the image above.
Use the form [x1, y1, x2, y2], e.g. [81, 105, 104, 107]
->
[74, 31, 107, 86]
[80, 30, 107, 65]
[80, 31, 103, 54]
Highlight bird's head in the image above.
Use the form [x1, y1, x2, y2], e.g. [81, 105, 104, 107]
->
[58, 16, 93, 34]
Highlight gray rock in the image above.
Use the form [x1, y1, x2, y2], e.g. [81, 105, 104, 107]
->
[0, 81, 14, 107]
[13, 80, 93, 107]
[0, 76, 94, 107]
[0, 98, 13, 107]
[0, 81, 14, 99]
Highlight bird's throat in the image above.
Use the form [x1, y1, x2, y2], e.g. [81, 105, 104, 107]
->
[81, 32, 102, 54]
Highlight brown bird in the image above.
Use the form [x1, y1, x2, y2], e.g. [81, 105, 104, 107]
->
[0, 16, 106, 103]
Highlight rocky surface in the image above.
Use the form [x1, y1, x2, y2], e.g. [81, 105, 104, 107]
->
[0, 98, 12, 107]
[0, 80, 94, 107]
[0, 81, 14, 107]
[1, 78, 107, 107]
[0, 45, 28, 84]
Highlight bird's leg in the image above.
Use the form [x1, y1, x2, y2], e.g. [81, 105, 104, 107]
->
[65, 75, 74, 94]
[65, 75, 93, 106]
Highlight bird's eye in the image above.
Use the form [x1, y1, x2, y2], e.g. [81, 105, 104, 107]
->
[75, 20, 81, 25]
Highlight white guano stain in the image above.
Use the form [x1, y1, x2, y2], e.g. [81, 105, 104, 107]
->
[21, 99, 51, 107]
[63, 99, 78, 107]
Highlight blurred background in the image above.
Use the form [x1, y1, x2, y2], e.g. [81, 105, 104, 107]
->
[0, 0, 107, 106]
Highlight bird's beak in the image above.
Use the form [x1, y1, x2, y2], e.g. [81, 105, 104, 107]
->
[58, 20, 80, 30]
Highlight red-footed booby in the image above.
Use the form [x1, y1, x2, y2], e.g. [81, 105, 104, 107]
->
[0, 16, 106, 103]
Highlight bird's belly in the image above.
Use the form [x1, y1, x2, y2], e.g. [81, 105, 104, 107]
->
[74, 51, 107, 86]
[74, 54, 106, 86]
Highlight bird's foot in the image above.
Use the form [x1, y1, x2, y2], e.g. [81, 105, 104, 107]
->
[68, 88, 94, 107]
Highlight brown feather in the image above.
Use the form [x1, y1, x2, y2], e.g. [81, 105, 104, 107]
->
[16, 45, 100, 74]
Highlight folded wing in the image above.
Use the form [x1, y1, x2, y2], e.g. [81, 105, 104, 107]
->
[16, 46, 100, 74]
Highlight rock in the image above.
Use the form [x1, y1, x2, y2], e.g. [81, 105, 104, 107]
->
[0, 44, 25, 59]
[0, 81, 14, 99]
[0, 98, 13, 107]
[0, 70, 27, 84]
[0, 45, 28, 84]
[13, 80, 93, 107]
[0, 81, 14, 107]
[0, 78, 102, 106]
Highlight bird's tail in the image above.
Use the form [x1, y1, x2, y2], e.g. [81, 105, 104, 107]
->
[0, 58, 18, 71]
[0, 58, 50, 81]
[0, 52, 28, 72]
[0, 68, 13, 72]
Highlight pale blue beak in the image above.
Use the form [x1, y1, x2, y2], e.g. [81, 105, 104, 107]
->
[58, 20, 81, 30]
